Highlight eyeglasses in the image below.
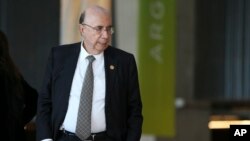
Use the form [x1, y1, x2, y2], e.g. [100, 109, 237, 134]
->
[81, 23, 114, 35]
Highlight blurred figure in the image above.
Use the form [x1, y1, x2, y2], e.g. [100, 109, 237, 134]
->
[0, 30, 38, 141]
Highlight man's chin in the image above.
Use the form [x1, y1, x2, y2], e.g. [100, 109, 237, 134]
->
[97, 43, 108, 49]
[92, 45, 107, 53]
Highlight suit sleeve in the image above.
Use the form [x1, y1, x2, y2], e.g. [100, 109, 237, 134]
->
[36, 49, 53, 141]
[126, 55, 143, 141]
[22, 78, 38, 124]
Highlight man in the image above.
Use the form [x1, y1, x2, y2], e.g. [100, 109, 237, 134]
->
[36, 5, 143, 141]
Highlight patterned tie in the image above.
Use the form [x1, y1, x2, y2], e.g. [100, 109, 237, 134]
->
[76, 55, 95, 140]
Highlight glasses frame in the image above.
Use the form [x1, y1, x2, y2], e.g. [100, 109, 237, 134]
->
[81, 23, 114, 35]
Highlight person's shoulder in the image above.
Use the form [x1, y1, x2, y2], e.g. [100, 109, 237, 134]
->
[106, 46, 134, 57]
[48, 42, 81, 59]
[52, 42, 81, 51]
[50, 42, 81, 55]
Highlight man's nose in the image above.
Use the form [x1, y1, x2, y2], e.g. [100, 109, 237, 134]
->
[100, 29, 110, 38]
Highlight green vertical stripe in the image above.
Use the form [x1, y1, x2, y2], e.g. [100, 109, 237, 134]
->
[138, 0, 176, 137]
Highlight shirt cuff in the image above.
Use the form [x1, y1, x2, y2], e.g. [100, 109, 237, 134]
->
[41, 139, 53, 141]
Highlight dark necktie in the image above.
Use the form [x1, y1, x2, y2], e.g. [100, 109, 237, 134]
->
[75, 55, 95, 140]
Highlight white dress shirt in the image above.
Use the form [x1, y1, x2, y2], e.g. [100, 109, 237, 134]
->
[62, 44, 106, 133]
[42, 44, 106, 141]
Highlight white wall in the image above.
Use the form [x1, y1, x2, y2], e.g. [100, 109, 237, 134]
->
[114, 0, 139, 60]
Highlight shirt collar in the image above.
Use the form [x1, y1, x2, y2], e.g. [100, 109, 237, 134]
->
[80, 42, 104, 62]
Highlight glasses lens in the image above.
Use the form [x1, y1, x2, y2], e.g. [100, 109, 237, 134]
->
[96, 27, 114, 35]
[82, 23, 114, 34]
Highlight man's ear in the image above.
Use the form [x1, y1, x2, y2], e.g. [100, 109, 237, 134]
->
[79, 24, 84, 36]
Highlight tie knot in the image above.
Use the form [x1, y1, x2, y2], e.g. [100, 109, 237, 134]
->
[86, 55, 95, 63]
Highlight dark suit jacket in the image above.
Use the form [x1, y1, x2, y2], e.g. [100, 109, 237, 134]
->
[36, 42, 143, 141]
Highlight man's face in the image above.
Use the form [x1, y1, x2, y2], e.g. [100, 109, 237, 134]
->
[80, 10, 112, 55]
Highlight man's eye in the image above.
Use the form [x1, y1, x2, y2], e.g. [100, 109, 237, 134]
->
[106, 27, 112, 31]
[95, 26, 103, 31]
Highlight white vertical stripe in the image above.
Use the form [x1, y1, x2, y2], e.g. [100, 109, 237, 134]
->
[114, 0, 139, 60]
[140, 135, 156, 141]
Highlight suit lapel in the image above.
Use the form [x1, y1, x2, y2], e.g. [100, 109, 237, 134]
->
[61, 44, 80, 99]
[53, 43, 81, 136]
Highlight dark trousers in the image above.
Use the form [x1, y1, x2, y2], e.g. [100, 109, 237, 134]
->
[56, 130, 109, 141]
